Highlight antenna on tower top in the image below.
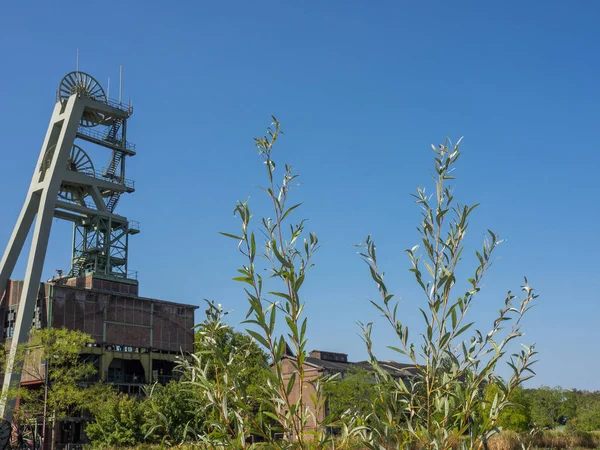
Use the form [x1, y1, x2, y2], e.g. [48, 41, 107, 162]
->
[107, 76, 111, 99]
[76, 49, 80, 73]
[119, 65, 123, 104]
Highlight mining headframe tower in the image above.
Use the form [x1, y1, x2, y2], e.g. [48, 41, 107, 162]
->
[0, 70, 197, 428]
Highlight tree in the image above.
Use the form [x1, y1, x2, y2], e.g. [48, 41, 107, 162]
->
[144, 380, 201, 445]
[483, 385, 531, 431]
[527, 386, 575, 428]
[356, 138, 538, 449]
[85, 392, 147, 447]
[146, 324, 270, 448]
[87, 305, 272, 448]
[322, 367, 377, 422]
[194, 319, 270, 417]
[179, 301, 277, 446]
[14, 328, 110, 448]
[568, 390, 600, 431]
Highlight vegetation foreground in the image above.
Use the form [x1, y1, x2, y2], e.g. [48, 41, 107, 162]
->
[84, 430, 600, 450]
[9, 119, 600, 449]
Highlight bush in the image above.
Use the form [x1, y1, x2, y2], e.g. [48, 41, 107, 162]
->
[86, 393, 148, 447]
[145, 380, 200, 445]
[483, 385, 531, 431]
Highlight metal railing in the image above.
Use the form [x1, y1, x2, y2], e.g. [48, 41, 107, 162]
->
[81, 373, 101, 383]
[57, 90, 133, 115]
[105, 96, 134, 115]
[153, 374, 180, 385]
[56, 265, 138, 282]
[57, 444, 84, 450]
[104, 269, 138, 280]
[57, 197, 97, 210]
[77, 126, 136, 152]
[105, 371, 145, 384]
[108, 270, 139, 280]
[94, 168, 135, 189]
[127, 270, 139, 280]
[128, 220, 140, 231]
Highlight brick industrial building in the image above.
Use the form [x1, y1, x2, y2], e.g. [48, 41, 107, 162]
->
[282, 349, 415, 432]
[2, 275, 196, 391]
[0, 274, 197, 445]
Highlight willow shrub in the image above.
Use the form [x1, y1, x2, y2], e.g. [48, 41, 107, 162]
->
[182, 117, 337, 448]
[354, 139, 538, 450]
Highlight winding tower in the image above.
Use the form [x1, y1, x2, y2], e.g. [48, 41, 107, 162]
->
[0, 71, 139, 418]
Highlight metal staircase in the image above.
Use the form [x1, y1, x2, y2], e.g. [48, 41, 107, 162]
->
[70, 257, 85, 277]
[101, 118, 125, 212]
[105, 118, 122, 143]
[102, 119, 125, 181]
[103, 150, 124, 180]
[106, 192, 121, 212]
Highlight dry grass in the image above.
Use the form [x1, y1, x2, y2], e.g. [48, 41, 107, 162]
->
[488, 429, 600, 450]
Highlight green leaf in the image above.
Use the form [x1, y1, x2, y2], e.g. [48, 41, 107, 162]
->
[281, 203, 303, 221]
[418, 308, 430, 327]
[268, 304, 277, 334]
[455, 322, 474, 338]
[246, 329, 269, 349]
[272, 242, 292, 269]
[387, 346, 407, 356]
[269, 291, 291, 301]
[219, 232, 243, 240]
[250, 232, 256, 258]
[286, 372, 296, 396]
[261, 411, 281, 423]
[231, 276, 253, 285]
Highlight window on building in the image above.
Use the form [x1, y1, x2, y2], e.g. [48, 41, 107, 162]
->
[4, 306, 16, 338]
[31, 303, 42, 330]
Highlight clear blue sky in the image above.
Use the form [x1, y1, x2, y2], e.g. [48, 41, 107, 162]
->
[1, 1, 598, 390]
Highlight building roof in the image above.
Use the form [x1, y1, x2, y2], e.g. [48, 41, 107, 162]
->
[303, 356, 416, 378]
[51, 281, 199, 309]
[305, 356, 353, 373]
[354, 360, 417, 378]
